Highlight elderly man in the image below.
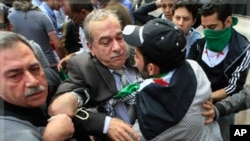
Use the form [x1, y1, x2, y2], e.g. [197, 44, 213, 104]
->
[0, 3, 61, 98]
[49, 9, 141, 141]
[0, 31, 74, 141]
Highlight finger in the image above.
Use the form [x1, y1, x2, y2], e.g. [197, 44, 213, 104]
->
[57, 64, 62, 72]
[202, 103, 211, 110]
[204, 117, 214, 124]
[123, 127, 140, 141]
[201, 110, 208, 116]
[203, 100, 212, 106]
[118, 131, 133, 141]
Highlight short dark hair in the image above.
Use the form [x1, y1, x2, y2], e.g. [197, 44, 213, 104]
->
[69, 0, 93, 13]
[200, 0, 232, 22]
[173, 0, 199, 20]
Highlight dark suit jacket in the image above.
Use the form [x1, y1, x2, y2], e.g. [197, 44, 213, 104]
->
[133, 1, 163, 25]
[54, 52, 140, 139]
[61, 20, 82, 54]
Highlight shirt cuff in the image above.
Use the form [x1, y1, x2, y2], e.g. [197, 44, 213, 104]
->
[103, 116, 112, 134]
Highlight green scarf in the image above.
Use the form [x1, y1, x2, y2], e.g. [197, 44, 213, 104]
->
[204, 17, 238, 52]
[113, 83, 140, 99]
[114, 73, 169, 99]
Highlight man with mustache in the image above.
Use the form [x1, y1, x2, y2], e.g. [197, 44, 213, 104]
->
[0, 3, 61, 101]
[0, 31, 74, 141]
[49, 9, 141, 141]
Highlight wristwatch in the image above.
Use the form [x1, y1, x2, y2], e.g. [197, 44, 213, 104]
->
[70, 92, 83, 108]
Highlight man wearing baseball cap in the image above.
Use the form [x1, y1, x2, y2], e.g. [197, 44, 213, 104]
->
[115, 18, 222, 140]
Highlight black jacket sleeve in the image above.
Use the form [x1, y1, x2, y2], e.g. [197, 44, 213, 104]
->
[133, 1, 158, 25]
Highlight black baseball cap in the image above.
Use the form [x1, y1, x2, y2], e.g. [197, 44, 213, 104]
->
[122, 18, 186, 72]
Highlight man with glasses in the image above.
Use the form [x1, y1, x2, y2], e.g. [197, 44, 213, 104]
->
[59, 0, 94, 71]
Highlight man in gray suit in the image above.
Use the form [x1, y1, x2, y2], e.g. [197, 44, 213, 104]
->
[48, 9, 141, 141]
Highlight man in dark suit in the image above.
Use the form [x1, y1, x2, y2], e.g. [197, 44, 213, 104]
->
[48, 9, 141, 141]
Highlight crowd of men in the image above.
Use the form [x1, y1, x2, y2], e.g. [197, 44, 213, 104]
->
[0, 0, 250, 141]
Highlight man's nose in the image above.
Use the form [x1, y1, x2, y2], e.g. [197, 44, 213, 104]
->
[178, 19, 184, 25]
[112, 39, 122, 51]
[25, 72, 39, 87]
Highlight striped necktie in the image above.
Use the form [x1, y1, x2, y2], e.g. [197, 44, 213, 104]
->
[112, 69, 130, 123]
[113, 69, 128, 90]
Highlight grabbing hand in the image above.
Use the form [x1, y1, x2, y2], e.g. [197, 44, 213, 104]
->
[57, 53, 75, 72]
[48, 93, 79, 117]
[44, 114, 74, 141]
[107, 118, 141, 141]
[201, 98, 215, 124]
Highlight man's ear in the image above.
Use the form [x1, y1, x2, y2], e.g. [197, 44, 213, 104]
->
[225, 16, 232, 28]
[147, 63, 160, 76]
[87, 42, 95, 56]
[86, 41, 92, 50]
[80, 9, 90, 20]
[192, 18, 197, 26]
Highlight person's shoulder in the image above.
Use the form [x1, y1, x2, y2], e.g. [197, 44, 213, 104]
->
[68, 53, 92, 66]
[186, 59, 203, 72]
[72, 52, 90, 60]
[7, 7, 17, 16]
[186, 59, 198, 64]
[231, 29, 250, 52]
[0, 116, 43, 140]
[195, 36, 205, 42]
[233, 28, 250, 43]
[191, 37, 206, 47]
[190, 28, 202, 37]
[1, 116, 36, 128]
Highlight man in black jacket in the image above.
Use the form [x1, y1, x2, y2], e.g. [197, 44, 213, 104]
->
[187, 0, 250, 140]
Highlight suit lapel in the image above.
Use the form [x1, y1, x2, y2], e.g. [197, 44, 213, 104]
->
[93, 58, 117, 94]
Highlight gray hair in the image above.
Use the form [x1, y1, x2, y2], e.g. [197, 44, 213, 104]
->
[0, 31, 34, 52]
[83, 9, 121, 44]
